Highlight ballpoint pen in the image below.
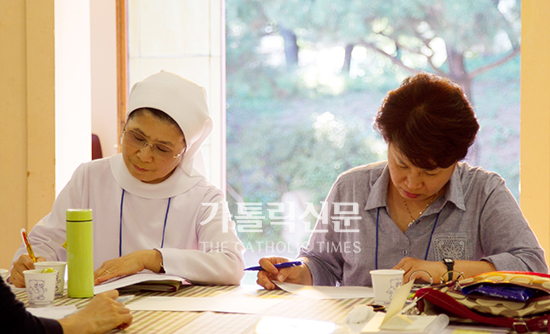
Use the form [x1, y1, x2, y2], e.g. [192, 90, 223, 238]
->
[244, 260, 304, 271]
[116, 295, 136, 303]
[20, 228, 37, 262]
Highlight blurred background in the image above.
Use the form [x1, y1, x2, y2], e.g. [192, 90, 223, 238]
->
[224, 0, 522, 280]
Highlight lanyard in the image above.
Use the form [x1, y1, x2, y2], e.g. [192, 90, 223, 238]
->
[374, 207, 440, 269]
[119, 189, 171, 257]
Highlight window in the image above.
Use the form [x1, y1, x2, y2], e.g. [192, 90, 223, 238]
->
[121, 1, 522, 283]
[226, 0, 521, 283]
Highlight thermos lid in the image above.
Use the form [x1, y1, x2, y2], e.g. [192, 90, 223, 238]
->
[66, 209, 93, 222]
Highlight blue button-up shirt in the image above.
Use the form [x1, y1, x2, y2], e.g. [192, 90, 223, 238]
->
[300, 161, 548, 286]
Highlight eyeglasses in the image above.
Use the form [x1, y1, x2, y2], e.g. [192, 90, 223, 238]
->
[408, 269, 465, 288]
[123, 129, 185, 160]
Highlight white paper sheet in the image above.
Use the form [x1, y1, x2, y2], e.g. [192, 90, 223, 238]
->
[27, 305, 77, 320]
[94, 271, 191, 294]
[274, 281, 374, 299]
[127, 296, 285, 314]
[176, 312, 261, 334]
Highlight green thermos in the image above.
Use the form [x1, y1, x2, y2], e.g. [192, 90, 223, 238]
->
[66, 209, 94, 298]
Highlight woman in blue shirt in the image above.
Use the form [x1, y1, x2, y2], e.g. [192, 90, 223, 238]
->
[256, 72, 548, 289]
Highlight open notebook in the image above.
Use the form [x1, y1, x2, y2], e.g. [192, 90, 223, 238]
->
[94, 271, 191, 294]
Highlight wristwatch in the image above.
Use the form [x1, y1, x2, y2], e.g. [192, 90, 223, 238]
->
[443, 257, 455, 282]
[443, 258, 454, 282]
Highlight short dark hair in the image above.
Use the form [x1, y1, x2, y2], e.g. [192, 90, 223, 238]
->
[373, 72, 479, 169]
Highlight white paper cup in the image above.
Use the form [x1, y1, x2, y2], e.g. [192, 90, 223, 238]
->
[23, 269, 58, 307]
[370, 269, 405, 305]
[0, 268, 8, 281]
[34, 261, 67, 297]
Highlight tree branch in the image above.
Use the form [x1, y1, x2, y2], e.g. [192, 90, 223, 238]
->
[468, 47, 520, 79]
[358, 37, 448, 78]
[425, 55, 448, 77]
[392, 38, 447, 77]
[356, 39, 419, 73]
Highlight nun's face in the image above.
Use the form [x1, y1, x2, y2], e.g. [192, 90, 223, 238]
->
[122, 110, 186, 184]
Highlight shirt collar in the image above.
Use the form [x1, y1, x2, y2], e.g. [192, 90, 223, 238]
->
[446, 163, 466, 210]
[365, 164, 390, 211]
[364, 161, 466, 212]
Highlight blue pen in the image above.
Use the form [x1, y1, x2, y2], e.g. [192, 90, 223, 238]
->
[116, 295, 135, 303]
[244, 260, 304, 271]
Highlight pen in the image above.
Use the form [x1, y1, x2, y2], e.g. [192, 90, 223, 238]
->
[20, 228, 37, 262]
[244, 261, 304, 271]
[116, 295, 135, 303]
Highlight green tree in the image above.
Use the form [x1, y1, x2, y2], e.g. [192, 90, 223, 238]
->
[225, 0, 522, 248]
[257, 0, 520, 100]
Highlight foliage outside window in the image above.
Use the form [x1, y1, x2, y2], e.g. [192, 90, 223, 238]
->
[226, 0, 521, 266]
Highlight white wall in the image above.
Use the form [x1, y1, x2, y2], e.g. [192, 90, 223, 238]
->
[55, 0, 92, 194]
[90, 0, 119, 158]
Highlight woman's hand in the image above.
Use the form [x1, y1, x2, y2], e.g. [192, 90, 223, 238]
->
[10, 255, 47, 288]
[58, 290, 133, 334]
[94, 249, 163, 285]
[256, 256, 312, 290]
[393, 257, 496, 284]
[392, 257, 445, 284]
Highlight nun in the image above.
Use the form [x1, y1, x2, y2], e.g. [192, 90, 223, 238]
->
[10, 71, 245, 287]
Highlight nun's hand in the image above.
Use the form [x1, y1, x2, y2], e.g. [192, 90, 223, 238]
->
[10, 255, 47, 288]
[94, 249, 163, 285]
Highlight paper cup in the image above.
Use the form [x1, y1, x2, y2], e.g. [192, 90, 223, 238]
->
[370, 269, 405, 305]
[34, 261, 67, 297]
[23, 269, 58, 307]
[0, 268, 8, 281]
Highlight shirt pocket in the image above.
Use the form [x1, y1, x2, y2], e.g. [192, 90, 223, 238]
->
[432, 233, 472, 260]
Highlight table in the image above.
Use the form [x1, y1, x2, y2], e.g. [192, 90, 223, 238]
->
[14, 284, 370, 334]
[15, 284, 522, 334]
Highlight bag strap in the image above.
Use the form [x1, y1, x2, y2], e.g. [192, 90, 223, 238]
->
[488, 271, 550, 279]
[415, 288, 550, 333]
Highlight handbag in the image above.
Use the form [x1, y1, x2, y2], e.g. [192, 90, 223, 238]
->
[413, 271, 550, 333]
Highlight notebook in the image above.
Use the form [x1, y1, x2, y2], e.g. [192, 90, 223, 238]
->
[94, 271, 191, 294]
